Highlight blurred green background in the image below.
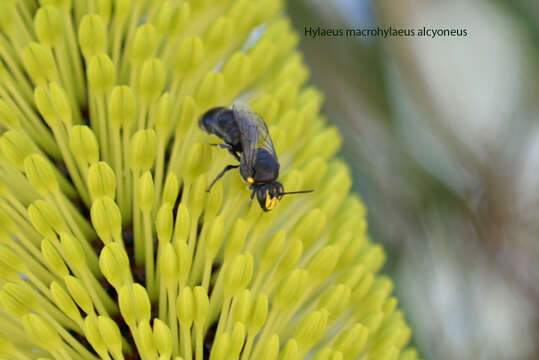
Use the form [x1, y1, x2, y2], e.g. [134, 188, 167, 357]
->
[287, 1, 539, 359]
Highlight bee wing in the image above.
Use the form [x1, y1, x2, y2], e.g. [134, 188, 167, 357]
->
[232, 104, 278, 176]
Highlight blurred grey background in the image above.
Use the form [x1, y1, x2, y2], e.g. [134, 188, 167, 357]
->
[287, 0, 539, 359]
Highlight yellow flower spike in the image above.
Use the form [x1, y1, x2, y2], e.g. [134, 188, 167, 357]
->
[78, 14, 107, 58]
[175, 95, 197, 140]
[64, 275, 94, 314]
[88, 54, 116, 95]
[162, 172, 179, 206]
[257, 230, 285, 276]
[248, 39, 276, 76]
[294, 309, 328, 356]
[177, 286, 195, 328]
[41, 239, 69, 277]
[151, 1, 174, 35]
[99, 242, 132, 289]
[22, 42, 57, 85]
[358, 244, 386, 273]
[274, 238, 303, 281]
[24, 154, 59, 196]
[0, 99, 20, 130]
[273, 269, 309, 312]
[250, 95, 279, 125]
[153, 319, 173, 358]
[224, 218, 247, 261]
[59, 232, 86, 271]
[156, 203, 173, 244]
[317, 284, 351, 321]
[204, 16, 233, 50]
[131, 24, 159, 67]
[229, 289, 251, 326]
[69, 125, 100, 166]
[91, 197, 122, 245]
[119, 283, 151, 327]
[0, 131, 34, 170]
[224, 253, 253, 297]
[0, 245, 26, 275]
[97, 315, 123, 358]
[109, 85, 136, 129]
[279, 338, 298, 360]
[88, 162, 116, 200]
[194, 72, 224, 109]
[174, 37, 205, 77]
[161, 242, 178, 289]
[130, 129, 158, 172]
[139, 58, 166, 103]
[204, 215, 225, 262]
[34, 84, 58, 128]
[176, 240, 192, 286]
[34, 6, 63, 47]
[332, 323, 368, 359]
[383, 297, 399, 317]
[28, 199, 67, 237]
[306, 246, 338, 283]
[84, 314, 110, 359]
[21, 314, 62, 352]
[273, 82, 299, 113]
[222, 52, 252, 91]
[229, 322, 246, 358]
[154, 92, 172, 138]
[297, 127, 342, 165]
[50, 281, 83, 324]
[49, 82, 72, 126]
[185, 143, 212, 184]
[209, 332, 230, 360]
[300, 158, 328, 190]
[258, 334, 280, 360]
[362, 312, 385, 335]
[193, 286, 210, 326]
[138, 171, 154, 213]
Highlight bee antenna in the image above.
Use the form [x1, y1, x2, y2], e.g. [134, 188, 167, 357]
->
[279, 189, 314, 197]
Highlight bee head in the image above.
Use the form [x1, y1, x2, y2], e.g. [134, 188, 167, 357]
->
[199, 107, 231, 133]
[256, 182, 284, 212]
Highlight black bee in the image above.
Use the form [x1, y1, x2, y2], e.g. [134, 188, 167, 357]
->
[199, 104, 313, 211]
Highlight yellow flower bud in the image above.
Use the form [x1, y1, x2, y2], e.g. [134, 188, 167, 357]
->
[0, 131, 34, 170]
[99, 242, 131, 289]
[205, 215, 224, 261]
[91, 197, 122, 244]
[161, 242, 177, 289]
[175, 96, 197, 138]
[174, 37, 204, 76]
[291, 209, 326, 249]
[114, 0, 130, 17]
[169, 2, 190, 35]
[173, 203, 190, 243]
[97, 316, 123, 357]
[204, 17, 232, 50]
[28, 199, 66, 238]
[137, 171, 154, 213]
[185, 143, 212, 183]
[224, 218, 246, 261]
[88, 54, 116, 95]
[88, 161, 116, 200]
[84, 314, 108, 357]
[24, 154, 59, 196]
[154, 92, 172, 139]
[109, 85, 136, 129]
[22, 42, 55, 85]
[34, 6, 62, 46]
[130, 129, 158, 172]
[50, 281, 82, 323]
[34, 84, 58, 128]
[64, 275, 93, 314]
[230, 289, 251, 325]
[0, 99, 20, 130]
[258, 334, 279, 360]
[162, 172, 179, 205]
[204, 178, 222, 219]
[209, 333, 230, 360]
[193, 286, 209, 326]
[131, 24, 159, 65]
[156, 203, 173, 243]
[188, 175, 206, 217]
[274, 269, 308, 312]
[41, 239, 69, 277]
[280, 339, 298, 360]
[153, 319, 172, 357]
[0, 285, 30, 317]
[195, 72, 224, 108]
[224, 253, 253, 297]
[97, 0, 111, 24]
[229, 322, 246, 358]
[223, 53, 252, 89]
[176, 286, 194, 327]
[306, 246, 338, 283]
[22, 314, 62, 351]
[78, 14, 107, 58]
[59, 232, 86, 271]
[248, 294, 267, 336]
[275, 239, 303, 279]
[69, 125, 100, 165]
[119, 283, 151, 326]
[294, 309, 328, 354]
[138, 58, 166, 103]
[175, 239, 192, 285]
[0, 245, 26, 274]
[49, 82, 72, 126]
[259, 230, 285, 275]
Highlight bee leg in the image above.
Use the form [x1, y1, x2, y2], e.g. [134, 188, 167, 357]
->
[207, 165, 239, 192]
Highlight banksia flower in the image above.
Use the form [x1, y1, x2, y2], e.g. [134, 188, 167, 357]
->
[0, 1, 418, 360]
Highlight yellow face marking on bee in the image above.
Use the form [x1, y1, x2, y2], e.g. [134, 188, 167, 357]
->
[247, 177, 254, 183]
[265, 190, 272, 209]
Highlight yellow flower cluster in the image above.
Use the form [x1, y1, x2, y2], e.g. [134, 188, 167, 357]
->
[0, 0, 418, 359]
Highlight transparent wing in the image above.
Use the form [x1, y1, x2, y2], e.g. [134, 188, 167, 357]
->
[232, 104, 277, 173]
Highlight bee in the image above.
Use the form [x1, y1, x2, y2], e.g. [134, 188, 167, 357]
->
[199, 104, 313, 211]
